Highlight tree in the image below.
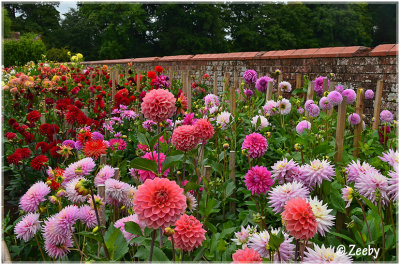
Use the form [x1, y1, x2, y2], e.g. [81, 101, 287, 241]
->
[368, 3, 397, 45]
[2, 7, 12, 38]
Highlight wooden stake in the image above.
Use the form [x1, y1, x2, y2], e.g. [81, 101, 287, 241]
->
[223, 72, 230, 94]
[213, 73, 218, 95]
[238, 77, 244, 101]
[97, 184, 106, 226]
[372, 80, 384, 130]
[229, 151, 236, 213]
[111, 70, 116, 100]
[266, 81, 273, 101]
[277, 75, 283, 97]
[2, 240, 11, 262]
[328, 81, 335, 116]
[204, 166, 211, 182]
[295, 73, 302, 89]
[334, 96, 348, 162]
[353, 88, 365, 157]
[136, 70, 141, 92]
[83, 106, 88, 117]
[307, 81, 314, 100]
[186, 71, 192, 112]
[100, 154, 107, 165]
[230, 71, 238, 114]
[40, 113, 45, 124]
[322, 78, 329, 94]
[182, 70, 188, 97]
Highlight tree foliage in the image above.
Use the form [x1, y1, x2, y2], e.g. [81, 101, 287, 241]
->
[2, 7, 12, 38]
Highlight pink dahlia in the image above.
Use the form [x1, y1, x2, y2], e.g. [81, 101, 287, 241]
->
[271, 158, 299, 184]
[302, 159, 335, 188]
[55, 205, 80, 235]
[232, 247, 262, 263]
[304, 244, 353, 263]
[14, 213, 41, 242]
[388, 169, 398, 201]
[319, 97, 332, 110]
[65, 177, 89, 203]
[79, 205, 97, 228]
[141, 89, 176, 122]
[94, 165, 115, 186]
[115, 214, 146, 245]
[378, 149, 399, 170]
[342, 186, 354, 208]
[105, 179, 135, 207]
[281, 197, 317, 240]
[342, 89, 356, 104]
[62, 157, 96, 186]
[133, 178, 186, 229]
[138, 151, 169, 182]
[296, 120, 311, 134]
[171, 125, 199, 151]
[345, 160, 379, 182]
[19, 181, 51, 213]
[241, 133, 268, 159]
[327, 91, 343, 106]
[44, 235, 73, 259]
[365, 89, 374, 100]
[109, 138, 127, 150]
[268, 181, 310, 214]
[173, 214, 206, 252]
[194, 119, 214, 140]
[348, 113, 361, 125]
[244, 166, 274, 195]
[355, 170, 389, 206]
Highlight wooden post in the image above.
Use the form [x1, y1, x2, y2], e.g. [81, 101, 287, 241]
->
[295, 73, 302, 89]
[40, 113, 45, 124]
[229, 151, 236, 213]
[328, 81, 335, 116]
[277, 75, 283, 97]
[97, 184, 106, 226]
[238, 77, 244, 101]
[111, 70, 116, 100]
[230, 71, 238, 114]
[204, 166, 211, 182]
[372, 80, 384, 130]
[2, 240, 11, 262]
[42, 99, 46, 113]
[266, 81, 273, 101]
[213, 72, 218, 95]
[186, 71, 192, 112]
[223, 72, 230, 94]
[100, 154, 107, 165]
[322, 78, 329, 94]
[113, 168, 120, 221]
[83, 106, 88, 117]
[115, 68, 120, 84]
[307, 81, 314, 100]
[136, 70, 141, 92]
[353, 88, 365, 157]
[334, 96, 348, 162]
[182, 70, 188, 97]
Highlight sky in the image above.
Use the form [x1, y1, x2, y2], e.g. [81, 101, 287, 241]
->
[57, 1, 77, 18]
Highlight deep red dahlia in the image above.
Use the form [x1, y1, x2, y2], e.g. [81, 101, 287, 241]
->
[15, 148, 31, 159]
[8, 153, 22, 165]
[27, 110, 41, 123]
[5, 132, 17, 140]
[35, 142, 49, 154]
[155, 66, 163, 73]
[147, 71, 157, 79]
[8, 119, 16, 126]
[30, 155, 48, 170]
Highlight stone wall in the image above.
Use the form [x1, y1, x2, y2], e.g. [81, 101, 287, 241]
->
[82, 44, 398, 118]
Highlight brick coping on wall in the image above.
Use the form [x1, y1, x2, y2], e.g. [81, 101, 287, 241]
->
[81, 44, 398, 65]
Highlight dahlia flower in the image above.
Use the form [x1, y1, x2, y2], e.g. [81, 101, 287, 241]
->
[66, 177, 90, 203]
[270, 228, 295, 262]
[173, 214, 206, 252]
[216, 111, 232, 130]
[143, 119, 157, 132]
[141, 89, 176, 122]
[94, 165, 115, 186]
[241, 133, 268, 159]
[308, 197, 335, 236]
[44, 236, 73, 259]
[182, 112, 197, 126]
[31, 155, 48, 171]
[335, 85, 344, 94]
[244, 166, 274, 195]
[251, 115, 269, 131]
[388, 169, 398, 201]
[277, 98, 292, 115]
[346, 160, 379, 183]
[204, 94, 220, 108]
[348, 113, 361, 125]
[308, 104, 320, 117]
[302, 159, 335, 188]
[79, 205, 97, 229]
[115, 214, 146, 245]
[194, 119, 214, 140]
[19, 181, 51, 212]
[232, 247, 262, 263]
[105, 179, 135, 207]
[232, 225, 257, 247]
[243, 69, 258, 84]
[263, 100, 278, 116]
[378, 149, 399, 170]
[342, 186, 354, 208]
[268, 181, 310, 214]
[281, 197, 317, 240]
[133, 178, 186, 229]
[271, 158, 299, 184]
[91, 131, 104, 141]
[303, 244, 353, 263]
[109, 138, 127, 150]
[138, 151, 169, 181]
[314, 76, 329, 96]
[327, 91, 343, 106]
[365, 89, 374, 99]
[296, 120, 311, 134]
[319, 97, 332, 110]
[305, 100, 315, 112]
[255, 76, 274, 93]
[248, 230, 270, 257]
[185, 192, 198, 212]
[83, 139, 107, 159]
[14, 213, 41, 242]
[380, 110, 394, 123]
[279, 81, 292, 92]
[62, 157, 96, 185]
[342, 89, 356, 104]
[354, 170, 389, 206]
[171, 125, 199, 151]
[55, 205, 80, 234]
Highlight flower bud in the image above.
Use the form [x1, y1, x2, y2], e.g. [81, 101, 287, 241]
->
[266, 132, 271, 138]
[223, 143, 230, 150]
[241, 148, 248, 156]
[164, 227, 175, 237]
[92, 226, 99, 233]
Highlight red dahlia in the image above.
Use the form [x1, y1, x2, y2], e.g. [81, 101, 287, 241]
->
[8, 119, 16, 126]
[8, 153, 22, 165]
[27, 110, 41, 123]
[5, 132, 17, 140]
[83, 140, 107, 159]
[35, 142, 49, 154]
[30, 155, 48, 171]
[147, 71, 157, 79]
[77, 131, 92, 145]
[15, 148, 31, 159]
[66, 105, 87, 125]
[155, 66, 163, 73]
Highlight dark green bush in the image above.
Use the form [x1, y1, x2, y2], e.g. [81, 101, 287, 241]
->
[46, 47, 70, 62]
[3, 32, 46, 66]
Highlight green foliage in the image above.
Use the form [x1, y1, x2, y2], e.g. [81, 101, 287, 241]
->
[3, 32, 46, 66]
[2, 7, 12, 38]
[46, 47, 70, 62]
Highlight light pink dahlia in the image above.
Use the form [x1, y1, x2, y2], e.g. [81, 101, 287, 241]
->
[342, 186, 354, 208]
[296, 120, 311, 134]
[94, 165, 115, 186]
[114, 214, 146, 245]
[54, 205, 80, 235]
[303, 244, 353, 263]
[19, 181, 51, 213]
[355, 170, 389, 206]
[232, 225, 257, 247]
[308, 197, 335, 237]
[268, 181, 310, 214]
[241, 133, 268, 159]
[105, 179, 134, 207]
[171, 125, 199, 151]
[44, 236, 73, 259]
[62, 157, 95, 186]
[248, 230, 270, 258]
[346, 160, 379, 183]
[244, 166, 274, 195]
[379, 149, 399, 170]
[302, 159, 335, 188]
[14, 213, 41, 242]
[172, 214, 206, 252]
[232, 247, 262, 263]
[388, 169, 398, 201]
[133, 178, 186, 229]
[141, 89, 176, 122]
[271, 158, 299, 184]
[138, 151, 169, 182]
[65, 177, 88, 203]
[79, 205, 97, 228]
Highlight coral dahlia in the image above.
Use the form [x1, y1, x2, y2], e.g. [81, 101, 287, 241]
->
[171, 125, 199, 151]
[173, 214, 206, 252]
[141, 89, 176, 122]
[194, 119, 214, 140]
[232, 247, 262, 263]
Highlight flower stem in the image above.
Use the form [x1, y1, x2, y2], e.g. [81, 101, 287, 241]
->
[90, 187, 110, 260]
[389, 202, 396, 235]
[172, 237, 176, 263]
[35, 234, 46, 262]
[379, 197, 385, 261]
[181, 250, 185, 263]
[149, 229, 157, 262]
[181, 152, 187, 187]
[356, 198, 373, 243]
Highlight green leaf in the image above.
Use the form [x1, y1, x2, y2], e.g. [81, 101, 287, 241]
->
[161, 153, 184, 173]
[152, 246, 169, 261]
[113, 229, 129, 261]
[134, 246, 169, 262]
[269, 230, 285, 251]
[184, 181, 200, 192]
[149, 131, 164, 151]
[330, 231, 356, 244]
[77, 231, 102, 242]
[130, 157, 157, 173]
[193, 247, 205, 261]
[137, 132, 149, 146]
[225, 179, 235, 198]
[329, 189, 345, 213]
[124, 221, 143, 236]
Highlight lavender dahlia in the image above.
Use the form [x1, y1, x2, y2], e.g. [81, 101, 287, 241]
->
[65, 177, 88, 203]
[327, 91, 343, 106]
[255, 76, 274, 93]
[303, 244, 353, 263]
[296, 120, 311, 134]
[319, 97, 332, 110]
[94, 165, 115, 187]
[62, 157, 96, 186]
[342, 89, 357, 104]
[248, 230, 270, 258]
[244, 166, 274, 195]
[378, 149, 399, 170]
[388, 169, 398, 201]
[308, 104, 320, 117]
[79, 205, 97, 228]
[355, 170, 389, 206]
[380, 110, 394, 123]
[270, 228, 295, 262]
[232, 225, 257, 247]
[348, 113, 361, 125]
[271, 158, 299, 184]
[302, 159, 335, 188]
[365, 89, 374, 99]
[346, 160, 379, 183]
[267, 181, 310, 214]
[263, 100, 278, 116]
[314, 76, 329, 96]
